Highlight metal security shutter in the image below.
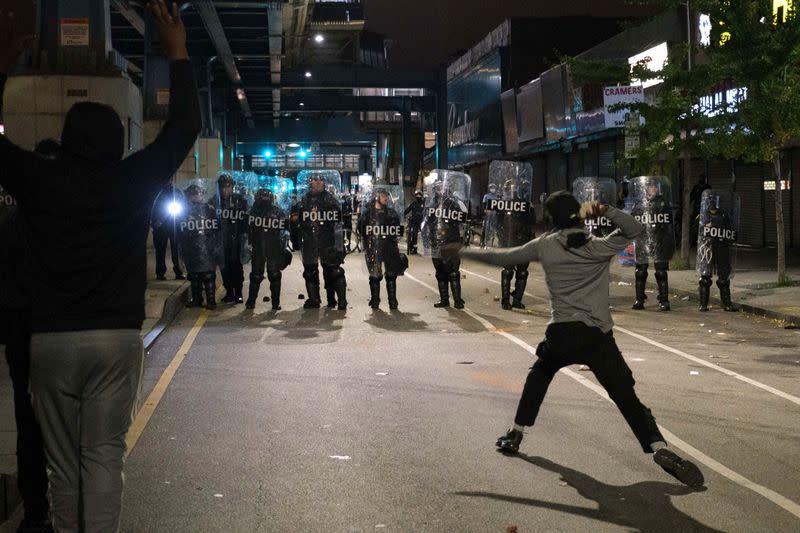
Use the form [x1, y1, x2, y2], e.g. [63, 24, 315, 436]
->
[733, 162, 765, 247]
[707, 159, 733, 192]
[568, 151, 581, 185]
[599, 140, 616, 179]
[547, 151, 566, 193]
[582, 143, 599, 177]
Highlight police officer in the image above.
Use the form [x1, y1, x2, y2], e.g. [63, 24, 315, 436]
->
[403, 189, 425, 254]
[630, 177, 675, 311]
[697, 190, 738, 312]
[151, 183, 185, 281]
[179, 183, 220, 310]
[292, 173, 348, 310]
[245, 188, 291, 310]
[426, 180, 468, 309]
[213, 173, 248, 304]
[358, 187, 406, 310]
[495, 179, 536, 310]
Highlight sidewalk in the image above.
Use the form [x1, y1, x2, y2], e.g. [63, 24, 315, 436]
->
[0, 247, 188, 523]
[609, 246, 800, 327]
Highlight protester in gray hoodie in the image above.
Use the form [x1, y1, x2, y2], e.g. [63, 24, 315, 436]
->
[459, 190, 704, 488]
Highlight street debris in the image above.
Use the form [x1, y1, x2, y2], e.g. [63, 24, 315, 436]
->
[329, 455, 351, 461]
[376, 372, 389, 376]
[689, 371, 700, 376]
[214, 494, 223, 498]
[617, 281, 632, 286]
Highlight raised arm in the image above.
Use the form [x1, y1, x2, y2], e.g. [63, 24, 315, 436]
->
[584, 205, 645, 258]
[122, 1, 201, 189]
[460, 236, 541, 267]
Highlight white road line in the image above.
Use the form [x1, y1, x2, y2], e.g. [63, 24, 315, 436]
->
[406, 271, 800, 520]
[460, 266, 800, 408]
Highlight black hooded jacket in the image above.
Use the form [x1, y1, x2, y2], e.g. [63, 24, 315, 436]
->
[0, 60, 201, 333]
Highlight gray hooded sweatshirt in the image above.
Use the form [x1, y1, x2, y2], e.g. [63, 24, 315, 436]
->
[461, 206, 644, 333]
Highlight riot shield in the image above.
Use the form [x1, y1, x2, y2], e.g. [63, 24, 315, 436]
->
[212, 172, 251, 265]
[697, 189, 739, 279]
[483, 161, 535, 248]
[175, 178, 222, 274]
[629, 176, 676, 263]
[359, 184, 406, 277]
[293, 170, 345, 265]
[420, 170, 471, 258]
[248, 177, 293, 272]
[0, 184, 18, 229]
[572, 177, 617, 237]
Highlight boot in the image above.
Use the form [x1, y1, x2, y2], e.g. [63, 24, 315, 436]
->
[233, 286, 243, 305]
[717, 279, 737, 312]
[512, 270, 528, 309]
[368, 277, 381, 309]
[186, 278, 204, 308]
[245, 277, 262, 310]
[334, 270, 348, 310]
[326, 286, 337, 309]
[269, 273, 282, 310]
[203, 278, 217, 310]
[698, 276, 711, 312]
[632, 265, 648, 310]
[655, 269, 670, 311]
[303, 277, 321, 309]
[500, 269, 513, 310]
[386, 277, 399, 310]
[434, 279, 450, 308]
[450, 275, 465, 309]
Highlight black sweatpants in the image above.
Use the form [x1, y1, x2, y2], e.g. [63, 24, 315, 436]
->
[514, 321, 664, 453]
[2, 310, 49, 521]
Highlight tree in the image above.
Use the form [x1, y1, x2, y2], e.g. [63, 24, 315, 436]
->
[568, 4, 717, 269]
[699, 0, 800, 284]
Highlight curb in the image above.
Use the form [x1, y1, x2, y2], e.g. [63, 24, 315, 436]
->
[142, 282, 190, 351]
[608, 272, 800, 327]
[1, 282, 189, 527]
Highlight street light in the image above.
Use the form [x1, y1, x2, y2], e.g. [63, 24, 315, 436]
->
[264, 150, 272, 158]
[304, 71, 312, 78]
[314, 34, 324, 43]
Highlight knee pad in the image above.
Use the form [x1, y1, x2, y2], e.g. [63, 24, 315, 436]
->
[369, 275, 383, 283]
[515, 268, 529, 281]
[699, 276, 713, 288]
[716, 279, 730, 289]
[435, 270, 449, 282]
[267, 271, 281, 283]
[634, 263, 648, 280]
[654, 261, 669, 272]
[448, 269, 460, 282]
[302, 265, 318, 281]
[250, 272, 265, 283]
[502, 266, 513, 276]
[654, 269, 668, 283]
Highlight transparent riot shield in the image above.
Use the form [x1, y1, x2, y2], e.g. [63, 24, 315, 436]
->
[0, 184, 18, 229]
[629, 176, 676, 264]
[421, 170, 471, 258]
[248, 177, 293, 272]
[572, 177, 617, 237]
[213, 171, 251, 265]
[484, 161, 535, 248]
[293, 170, 345, 265]
[175, 178, 222, 275]
[697, 189, 740, 279]
[359, 184, 407, 277]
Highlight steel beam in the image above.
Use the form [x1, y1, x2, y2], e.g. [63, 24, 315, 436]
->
[111, 0, 145, 35]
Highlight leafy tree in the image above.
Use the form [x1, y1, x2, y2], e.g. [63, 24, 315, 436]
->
[699, 0, 800, 283]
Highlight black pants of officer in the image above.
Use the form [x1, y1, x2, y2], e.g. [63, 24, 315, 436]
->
[514, 322, 664, 453]
[342, 216, 353, 250]
[634, 261, 670, 309]
[501, 263, 529, 309]
[153, 225, 182, 279]
[407, 219, 421, 254]
[221, 256, 244, 297]
[432, 256, 464, 307]
[699, 244, 734, 310]
[2, 310, 49, 523]
[249, 257, 282, 310]
[303, 261, 347, 309]
[187, 271, 217, 309]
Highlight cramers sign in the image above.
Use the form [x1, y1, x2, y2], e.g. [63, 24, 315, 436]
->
[603, 85, 644, 129]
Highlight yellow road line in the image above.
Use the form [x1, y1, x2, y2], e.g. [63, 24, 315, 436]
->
[126, 310, 209, 455]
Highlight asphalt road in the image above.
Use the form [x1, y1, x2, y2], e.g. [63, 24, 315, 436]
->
[119, 252, 800, 533]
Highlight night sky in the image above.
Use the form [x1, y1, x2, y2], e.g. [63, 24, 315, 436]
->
[364, 0, 658, 68]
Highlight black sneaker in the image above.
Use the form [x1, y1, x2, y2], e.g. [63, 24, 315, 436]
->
[496, 428, 523, 454]
[654, 448, 704, 487]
